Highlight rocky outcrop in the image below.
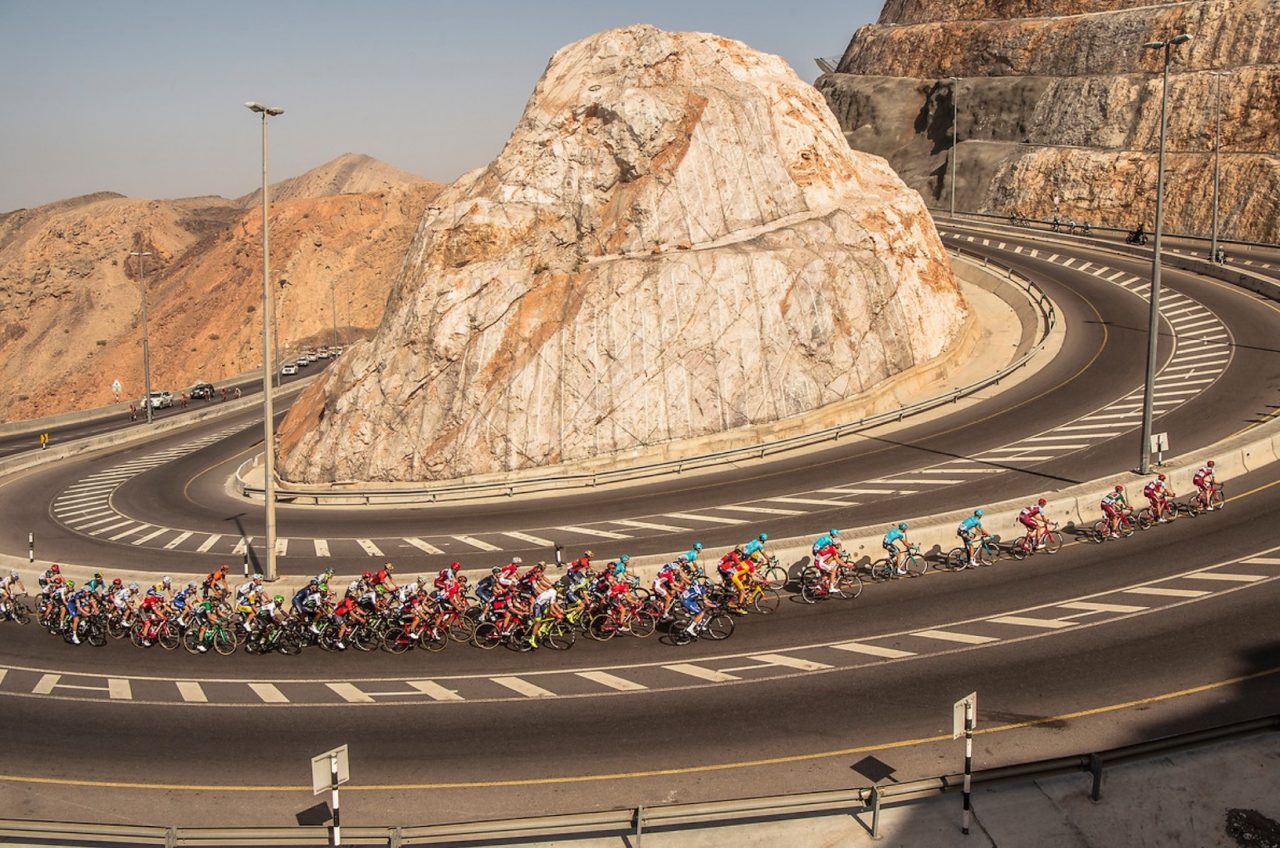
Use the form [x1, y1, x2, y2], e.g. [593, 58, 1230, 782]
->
[817, 0, 1280, 243]
[0, 157, 441, 421]
[278, 25, 965, 484]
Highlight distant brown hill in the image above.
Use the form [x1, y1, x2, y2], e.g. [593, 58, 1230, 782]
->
[0, 155, 442, 422]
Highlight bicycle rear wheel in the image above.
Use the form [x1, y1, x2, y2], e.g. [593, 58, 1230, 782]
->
[383, 626, 413, 654]
[1009, 538, 1030, 561]
[157, 625, 181, 651]
[213, 628, 237, 656]
[1088, 520, 1109, 543]
[629, 609, 657, 638]
[588, 613, 618, 642]
[942, 547, 969, 569]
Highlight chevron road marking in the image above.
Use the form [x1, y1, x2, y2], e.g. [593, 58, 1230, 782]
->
[552, 526, 630, 540]
[502, 531, 555, 548]
[196, 534, 222, 553]
[1244, 558, 1280, 565]
[356, 538, 385, 556]
[93, 520, 137, 537]
[577, 671, 648, 692]
[611, 519, 691, 533]
[767, 497, 857, 507]
[131, 528, 168, 546]
[164, 531, 193, 550]
[176, 681, 207, 703]
[314, 539, 331, 558]
[749, 653, 832, 672]
[406, 680, 463, 701]
[829, 642, 916, 659]
[663, 663, 739, 683]
[403, 537, 444, 555]
[1057, 601, 1148, 615]
[274, 538, 289, 557]
[248, 683, 289, 703]
[231, 537, 255, 556]
[491, 676, 556, 698]
[1184, 572, 1266, 583]
[1124, 587, 1210, 598]
[987, 616, 1075, 630]
[715, 504, 804, 516]
[664, 512, 746, 525]
[327, 683, 375, 703]
[911, 630, 998, 645]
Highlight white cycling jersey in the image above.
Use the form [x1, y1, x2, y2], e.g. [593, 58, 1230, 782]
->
[535, 587, 557, 607]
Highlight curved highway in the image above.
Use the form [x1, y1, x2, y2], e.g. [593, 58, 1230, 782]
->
[1, 225, 1278, 829]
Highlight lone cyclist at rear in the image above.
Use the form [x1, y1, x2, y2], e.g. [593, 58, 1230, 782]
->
[883, 522, 911, 575]
[1194, 460, 1218, 510]
[957, 509, 986, 567]
[1143, 473, 1173, 522]
[1101, 484, 1128, 538]
[1018, 498, 1051, 548]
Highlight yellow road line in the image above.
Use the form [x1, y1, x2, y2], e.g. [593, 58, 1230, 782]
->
[3, 664, 1276, 793]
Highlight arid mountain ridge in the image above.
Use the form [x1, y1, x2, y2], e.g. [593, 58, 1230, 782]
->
[0, 153, 441, 422]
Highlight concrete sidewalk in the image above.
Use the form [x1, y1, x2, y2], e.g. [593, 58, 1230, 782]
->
[522, 732, 1280, 847]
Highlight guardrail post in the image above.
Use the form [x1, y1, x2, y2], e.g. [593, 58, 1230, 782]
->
[165, 826, 177, 848]
[388, 825, 402, 848]
[28, 531, 34, 563]
[634, 805, 644, 847]
[870, 785, 883, 839]
[1089, 753, 1103, 801]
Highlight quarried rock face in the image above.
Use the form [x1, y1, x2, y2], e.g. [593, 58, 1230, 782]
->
[278, 25, 965, 484]
[817, 0, 1280, 243]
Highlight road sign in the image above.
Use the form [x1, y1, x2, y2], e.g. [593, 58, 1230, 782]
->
[111, 379, 122, 401]
[1150, 432, 1169, 453]
[311, 745, 349, 795]
[952, 692, 977, 739]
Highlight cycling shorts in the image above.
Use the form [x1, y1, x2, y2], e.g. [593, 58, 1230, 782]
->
[882, 541, 897, 554]
[681, 597, 702, 614]
[731, 571, 749, 590]
[1102, 503, 1119, 518]
[67, 600, 81, 616]
[1019, 516, 1038, 530]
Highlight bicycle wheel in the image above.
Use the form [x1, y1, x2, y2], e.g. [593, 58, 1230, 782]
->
[1210, 487, 1226, 510]
[471, 621, 502, 650]
[943, 547, 969, 569]
[1042, 531, 1063, 555]
[1162, 502, 1180, 524]
[903, 553, 928, 577]
[11, 601, 30, 625]
[704, 613, 735, 641]
[750, 586, 781, 615]
[422, 627, 449, 653]
[383, 626, 413, 654]
[182, 629, 203, 654]
[870, 558, 894, 581]
[1136, 508, 1155, 530]
[629, 608, 658, 638]
[157, 625, 181, 651]
[1118, 517, 1136, 538]
[107, 614, 129, 640]
[1009, 538, 1030, 561]
[836, 568, 864, 600]
[761, 563, 788, 588]
[800, 580, 828, 604]
[977, 539, 1000, 565]
[129, 620, 148, 648]
[546, 620, 577, 650]
[588, 613, 618, 642]
[1089, 520, 1109, 543]
[86, 619, 108, 647]
[213, 628, 237, 656]
[447, 615, 475, 644]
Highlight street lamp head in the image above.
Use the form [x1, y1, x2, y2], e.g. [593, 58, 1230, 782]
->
[245, 101, 285, 116]
[1170, 33, 1192, 45]
[1143, 41, 1165, 50]
[129, 251, 153, 257]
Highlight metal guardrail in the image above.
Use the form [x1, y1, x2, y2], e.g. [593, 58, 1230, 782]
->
[245, 252, 1057, 505]
[1, 715, 1273, 847]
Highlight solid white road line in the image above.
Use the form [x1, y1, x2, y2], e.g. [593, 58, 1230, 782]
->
[491, 676, 556, 698]
[830, 642, 916, 659]
[403, 537, 444, 555]
[911, 629, 999, 645]
[577, 671, 648, 691]
[663, 663, 739, 683]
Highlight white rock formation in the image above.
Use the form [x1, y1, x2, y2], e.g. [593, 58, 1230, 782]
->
[278, 25, 966, 483]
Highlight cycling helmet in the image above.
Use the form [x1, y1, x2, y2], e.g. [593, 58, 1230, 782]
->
[66, 580, 75, 589]
[10, 569, 19, 579]
[583, 550, 594, 558]
[512, 557, 523, 565]
[112, 577, 122, 586]
[54, 576, 64, 585]
[50, 564, 60, 573]
[385, 563, 395, 573]
[273, 595, 284, 605]
[252, 575, 263, 584]
[458, 575, 469, 584]
[94, 572, 103, 580]
[418, 575, 429, 585]
[693, 542, 703, 551]
[1207, 459, 1215, 467]
[619, 554, 631, 563]
[898, 522, 908, 531]
[128, 581, 139, 591]
[449, 561, 461, 570]
[490, 566, 501, 574]
[162, 575, 172, 586]
[974, 509, 983, 517]
[362, 570, 372, 580]
[758, 533, 768, 542]
[153, 583, 164, 592]
[1115, 484, 1124, 492]
[830, 528, 840, 537]
[1038, 497, 1047, 506]
[1158, 473, 1166, 481]
[187, 581, 197, 590]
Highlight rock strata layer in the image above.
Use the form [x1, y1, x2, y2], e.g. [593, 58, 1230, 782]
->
[817, 0, 1280, 244]
[278, 25, 965, 484]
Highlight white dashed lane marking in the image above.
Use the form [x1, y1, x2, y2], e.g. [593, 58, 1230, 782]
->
[176, 681, 207, 703]
[664, 664, 739, 683]
[491, 677, 556, 698]
[830, 642, 916, 659]
[356, 538, 385, 557]
[196, 534, 222, 553]
[911, 630, 998, 645]
[577, 671, 647, 692]
[164, 531, 193, 550]
[403, 537, 444, 555]
[314, 539, 331, 558]
[249, 683, 289, 703]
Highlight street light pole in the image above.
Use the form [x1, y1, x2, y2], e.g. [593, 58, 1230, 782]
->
[130, 250, 154, 424]
[330, 278, 339, 350]
[949, 76, 959, 218]
[246, 100, 284, 581]
[274, 276, 289, 389]
[1139, 33, 1191, 475]
[1210, 70, 1228, 263]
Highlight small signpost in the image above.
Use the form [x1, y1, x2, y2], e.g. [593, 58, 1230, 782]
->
[953, 692, 977, 836]
[311, 745, 349, 846]
[1150, 432, 1169, 466]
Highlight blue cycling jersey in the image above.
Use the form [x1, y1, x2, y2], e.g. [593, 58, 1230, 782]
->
[812, 534, 833, 552]
[959, 515, 982, 534]
[743, 539, 764, 556]
[684, 549, 701, 563]
[884, 527, 905, 546]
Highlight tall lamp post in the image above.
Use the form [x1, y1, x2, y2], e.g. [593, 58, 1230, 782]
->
[130, 250, 154, 424]
[949, 76, 960, 218]
[246, 100, 284, 581]
[274, 276, 289, 389]
[1209, 70, 1228, 263]
[1138, 33, 1191, 474]
[329, 278, 340, 350]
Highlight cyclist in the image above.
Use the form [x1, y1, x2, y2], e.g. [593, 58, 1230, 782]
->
[38, 563, 61, 594]
[202, 564, 230, 600]
[812, 534, 844, 594]
[331, 593, 365, 650]
[85, 571, 108, 596]
[1193, 460, 1218, 510]
[610, 554, 632, 579]
[65, 581, 90, 644]
[882, 522, 912, 574]
[435, 561, 462, 592]
[292, 580, 321, 629]
[1101, 485, 1129, 538]
[191, 599, 220, 653]
[369, 562, 399, 594]
[684, 542, 704, 563]
[314, 566, 336, 587]
[812, 528, 840, 555]
[1019, 498, 1051, 548]
[475, 566, 502, 605]
[1143, 473, 1173, 522]
[678, 580, 708, 638]
[716, 546, 745, 592]
[0, 569, 26, 605]
[957, 509, 986, 567]
[652, 559, 687, 619]
[138, 584, 168, 647]
[171, 581, 197, 619]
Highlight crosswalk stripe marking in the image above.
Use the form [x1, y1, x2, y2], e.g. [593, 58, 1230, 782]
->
[92, 520, 137, 537]
[974, 454, 1055, 462]
[406, 680, 464, 701]
[451, 534, 503, 551]
[551, 526, 631, 540]
[196, 534, 222, 553]
[314, 539, 331, 557]
[911, 629, 999, 645]
[1243, 557, 1280, 565]
[1153, 389, 1203, 398]
[249, 683, 289, 703]
[231, 537, 255, 556]
[924, 467, 1004, 474]
[357, 538, 385, 556]
[819, 488, 903, 495]
[66, 511, 115, 525]
[502, 531, 556, 548]
[987, 615, 1075, 630]
[664, 512, 747, 525]
[106, 679, 132, 700]
[1060, 256, 1074, 267]
[1124, 587, 1210, 598]
[491, 676, 556, 698]
[612, 519, 691, 533]
[1042, 423, 1124, 431]
[1155, 378, 1214, 388]
[327, 682, 375, 703]
[56, 494, 109, 506]
[1058, 601, 1148, 614]
[715, 504, 805, 516]
[403, 537, 444, 555]
[131, 528, 168, 546]
[63, 484, 117, 495]
[577, 671, 648, 691]
[74, 515, 126, 530]
[870, 478, 963, 486]
[1185, 572, 1265, 583]
[274, 538, 289, 557]
[830, 642, 916, 659]
[164, 531, 193, 550]
[767, 497, 857, 507]
[33, 674, 59, 695]
[1012, 442, 1089, 449]
[1172, 317, 1220, 331]
[176, 681, 207, 703]
[750, 653, 832, 671]
[1106, 271, 1126, 281]
[663, 663, 739, 683]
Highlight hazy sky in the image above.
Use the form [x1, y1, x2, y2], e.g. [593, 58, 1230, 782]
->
[0, 0, 882, 211]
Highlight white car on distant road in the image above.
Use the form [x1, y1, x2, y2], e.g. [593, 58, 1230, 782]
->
[140, 390, 173, 409]
[281, 364, 298, 376]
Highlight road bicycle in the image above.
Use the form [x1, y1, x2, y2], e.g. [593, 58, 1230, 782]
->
[869, 543, 927, 580]
[130, 616, 182, 650]
[798, 560, 864, 603]
[183, 620, 238, 655]
[942, 534, 1002, 569]
[243, 620, 304, 655]
[669, 608, 735, 645]
[589, 601, 657, 641]
[1188, 482, 1226, 515]
[1009, 523, 1064, 559]
[383, 617, 448, 653]
[0, 593, 31, 624]
[1137, 499, 1180, 526]
[513, 611, 576, 651]
[756, 554, 790, 588]
[1085, 509, 1144, 543]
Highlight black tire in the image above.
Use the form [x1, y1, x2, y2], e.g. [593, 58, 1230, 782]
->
[750, 586, 780, 615]
[213, 628, 237, 656]
[472, 621, 503, 650]
[704, 613, 735, 641]
[943, 547, 970, 569]
[1010, 538, 1030, 561]
[903, 553, 927, 577]
[836, 568, 864, 600]
[589, 613, 618, 642]
[383, 626, 412, 654]
[86, 619, 108, 648]
[546, 620, 576, 650]
[1042, 531, 1063, 555]
[977, 539, 999, 565]
[1089, 519, 1110, 543]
